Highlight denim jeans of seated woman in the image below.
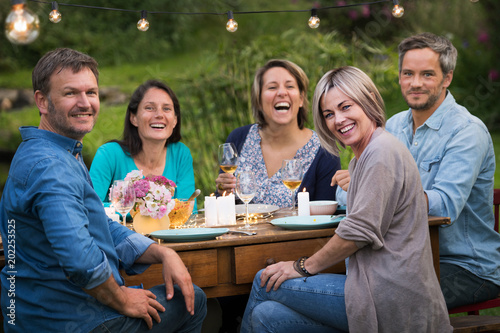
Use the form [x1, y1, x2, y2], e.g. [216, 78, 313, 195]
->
[240, 269, 349, 333]
[90, 284, 207, 333]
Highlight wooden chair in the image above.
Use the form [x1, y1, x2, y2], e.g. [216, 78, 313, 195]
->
[449, 189, 500, 332]
[449, 189, 500, 316]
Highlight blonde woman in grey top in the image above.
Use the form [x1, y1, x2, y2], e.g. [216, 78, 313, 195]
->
[240, 66, 451, 333]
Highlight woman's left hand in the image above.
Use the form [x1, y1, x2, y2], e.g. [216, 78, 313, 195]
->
[260, 261, 301, 292]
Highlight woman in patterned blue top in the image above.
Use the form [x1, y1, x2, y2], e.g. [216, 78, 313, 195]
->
[215, 59, 341, 208]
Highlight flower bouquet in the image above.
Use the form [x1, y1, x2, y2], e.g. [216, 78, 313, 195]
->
[122, 170, 176, 234]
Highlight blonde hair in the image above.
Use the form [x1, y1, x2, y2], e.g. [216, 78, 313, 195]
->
[312, 66, 385, 156]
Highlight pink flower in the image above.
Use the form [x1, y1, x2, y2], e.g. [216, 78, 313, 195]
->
[123, 170, 176, 219]
[478, 31, 489, 44]
[362, 5, 370, 18]
[489, 69, 499, 81]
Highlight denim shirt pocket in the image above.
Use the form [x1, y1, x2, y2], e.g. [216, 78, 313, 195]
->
[420, 156, 442, 175]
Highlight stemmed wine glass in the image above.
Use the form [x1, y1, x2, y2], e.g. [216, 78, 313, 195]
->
[110, 180, 136, 226]
[281, 159, 303, 215]
[235, 170, 258, 230]
[218, 143, 238, 175]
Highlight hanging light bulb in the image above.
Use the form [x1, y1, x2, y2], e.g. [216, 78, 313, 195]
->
[5, 0, 40, 45]
[392, 0, 404, 18]
[49, 1, 61, 23]
[137, 10, 149, 31]
[226, 11, 238, 32]
[308, 8, 320, 29]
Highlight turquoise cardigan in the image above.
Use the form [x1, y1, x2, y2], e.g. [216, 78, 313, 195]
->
[89, 141, 197, 210]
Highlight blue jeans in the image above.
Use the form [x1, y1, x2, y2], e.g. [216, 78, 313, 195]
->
[440, 262, 500, 309]
[240, 270, 348, 333]
[91, 284, 207, 333]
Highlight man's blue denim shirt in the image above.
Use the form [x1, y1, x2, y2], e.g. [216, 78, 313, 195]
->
[386, 92, 500, 286]
[0, 127, 155, 332]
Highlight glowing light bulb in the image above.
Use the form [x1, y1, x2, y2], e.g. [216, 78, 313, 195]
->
[226, 11, 238, 32]
[308, 8, 320, 29]
[49, 1, 61, 23]
[5, 0, 40, 45]
[392, 0, 404, 18]
[137, 10, 149, 31]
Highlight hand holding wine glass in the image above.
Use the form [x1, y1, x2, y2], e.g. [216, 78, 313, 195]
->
[217, 143, 238, 194]
[236, 170, 258, 230]
[110, 180, 136, 226]
[219, 143, 238, 174]
[281, 159, 303, 215]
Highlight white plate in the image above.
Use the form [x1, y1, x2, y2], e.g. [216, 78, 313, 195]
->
[270, 215, 345, 230]
[235, 204, 280, 215]
[150, 228, 229, 242]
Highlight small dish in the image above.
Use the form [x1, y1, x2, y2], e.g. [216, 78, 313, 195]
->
[235, 204, 280, 216]
[309, 200, 338, 215]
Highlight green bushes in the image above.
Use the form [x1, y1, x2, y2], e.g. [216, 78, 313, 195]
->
[1, 1, 499, 204]
[89, 29, 397, 204]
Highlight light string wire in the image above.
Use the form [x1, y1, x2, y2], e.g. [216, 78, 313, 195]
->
[28, 0, 392, 17]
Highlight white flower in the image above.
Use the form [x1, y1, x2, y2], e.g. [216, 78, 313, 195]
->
[125, 170, 143, 182]
[144, 193, 154, 202]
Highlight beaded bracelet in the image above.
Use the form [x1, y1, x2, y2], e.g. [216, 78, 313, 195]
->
[293, 256, 316, 277]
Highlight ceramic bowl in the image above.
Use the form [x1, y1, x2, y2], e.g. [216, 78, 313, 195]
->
[309, 200, 338, 216]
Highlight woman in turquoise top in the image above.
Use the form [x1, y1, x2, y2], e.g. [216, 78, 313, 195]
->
[90, 80, 196, 209]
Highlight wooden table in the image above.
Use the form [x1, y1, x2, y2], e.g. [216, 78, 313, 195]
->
[122, 214, 450, 298]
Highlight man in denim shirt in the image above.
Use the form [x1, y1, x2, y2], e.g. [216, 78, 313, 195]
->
[334, 33, 500, 309]
[385, 33, 500, 309]
[0, 48, 206, 332]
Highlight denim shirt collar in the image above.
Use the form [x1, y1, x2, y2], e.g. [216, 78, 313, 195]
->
[417, 90, 455, 131]
[20, 126, 83, 158]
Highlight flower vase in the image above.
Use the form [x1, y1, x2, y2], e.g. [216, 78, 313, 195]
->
[133, 213, 170, 235]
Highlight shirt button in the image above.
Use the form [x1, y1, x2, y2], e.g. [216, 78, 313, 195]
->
[76, 143, 81, 147]
[414, 142, 418, 146]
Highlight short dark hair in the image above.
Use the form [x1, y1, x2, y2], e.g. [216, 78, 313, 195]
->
[115, 80, 182, 156]
[32, 48, 99, 96]
[398, 32, 457, 75]
[251, 59, 309, 129]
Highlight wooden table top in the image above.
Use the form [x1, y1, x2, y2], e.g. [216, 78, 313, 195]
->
[152, 213, 451, 252]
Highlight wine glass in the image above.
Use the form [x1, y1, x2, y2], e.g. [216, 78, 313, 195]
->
[218, 143, 238, 175]
[235, 170, 258, 230]
[110, 180, 136, 226]
[281, 159, 303, 215]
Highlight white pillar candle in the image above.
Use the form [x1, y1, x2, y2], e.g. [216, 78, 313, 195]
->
[217, 193, 236, 225]
[104, 207, 121, 222]
[297, 189, 310, 216]
[204, 195, 218, 227]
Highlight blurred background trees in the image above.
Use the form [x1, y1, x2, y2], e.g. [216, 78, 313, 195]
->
[0, 0, 498, 200]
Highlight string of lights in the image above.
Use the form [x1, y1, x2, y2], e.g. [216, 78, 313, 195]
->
[3, 0, 478, 45]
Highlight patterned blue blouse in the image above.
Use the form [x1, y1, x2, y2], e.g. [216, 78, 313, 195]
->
[237, 124, 321, 207]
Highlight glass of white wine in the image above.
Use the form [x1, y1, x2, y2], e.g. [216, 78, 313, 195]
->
[218, 143, 238, 175]
[281, 159, 303, 215]
[110, 180, 136, 226]
[235, 170, 258, 230]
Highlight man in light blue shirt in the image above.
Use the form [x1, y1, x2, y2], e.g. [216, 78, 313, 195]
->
[0, 48, 206, 332]
[335, 33, 500, 309]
